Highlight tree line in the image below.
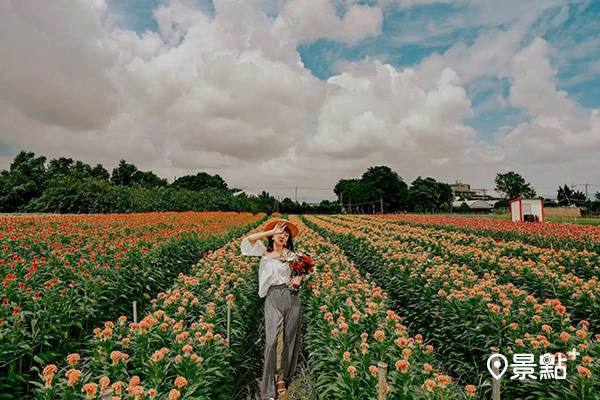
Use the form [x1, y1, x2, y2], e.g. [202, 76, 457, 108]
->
[0, 151, 339, 214]
[334, 167, 600, 214]
[334, 166, 454, 213]
[1, 150, 598, 215]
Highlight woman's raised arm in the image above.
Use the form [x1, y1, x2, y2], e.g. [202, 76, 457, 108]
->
[241, 221, 287, 256]
[243, 221, 286, 245]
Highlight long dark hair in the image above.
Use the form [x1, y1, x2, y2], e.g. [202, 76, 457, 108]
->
[267, 226, 294, 252]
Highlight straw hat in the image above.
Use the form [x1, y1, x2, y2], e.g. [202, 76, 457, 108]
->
[264, 218, 299, 238]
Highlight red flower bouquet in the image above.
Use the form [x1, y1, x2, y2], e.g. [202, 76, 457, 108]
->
[280, 249, 314, 291]
[290, 252, 314, 276]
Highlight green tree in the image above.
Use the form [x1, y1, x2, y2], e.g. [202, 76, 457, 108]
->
[254, 190, 278, 214]
[361, 166, 408, 210]
[48, 157, 108, 182]
[407, 177, 453, 212]
[495, 171, 536, 199]
[111, 160, 138, 186]
[0, 151, 47, 211]
[557, 185, 587, 206]
[71, 161, 93, 180]
[47, 157, 74, 178]
[90, 164, 110, 180]
[132, 170, 168, 188]
[172, 172, 228, 191]
[334, 166, 409, 212]
[334, 178, 371, 209]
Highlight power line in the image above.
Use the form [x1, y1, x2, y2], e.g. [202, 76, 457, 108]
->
[236, 186, 332, 191]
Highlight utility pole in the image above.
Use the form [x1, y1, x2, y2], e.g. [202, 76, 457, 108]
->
[585, 183, 589, 200]
[295, 187, 298, 203]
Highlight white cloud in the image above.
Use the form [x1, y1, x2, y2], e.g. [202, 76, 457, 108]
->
[275, 0, 383, 43]
[307, 61, 499, 168]
[500, 38, 600, 166]
[509, 38, 579, 117]
[0, 0, 598, 200]
[416, 23, 527, 88]
[0, 0, 118, 130]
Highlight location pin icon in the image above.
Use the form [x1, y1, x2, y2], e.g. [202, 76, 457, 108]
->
[487, 353, 508, 380]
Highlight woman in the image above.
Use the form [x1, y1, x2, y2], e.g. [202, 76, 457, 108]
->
[240, 219, 305, 400]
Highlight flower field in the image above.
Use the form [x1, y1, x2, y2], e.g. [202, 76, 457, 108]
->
[288, 216, 471, 399]
[7, 212, 600, 399]
[37, 228, 264, 399]
[375, 214, 600, 253]
[37, 216, 473, 400]
[304, 215, 600, 399]
[0, 212, 264, 398]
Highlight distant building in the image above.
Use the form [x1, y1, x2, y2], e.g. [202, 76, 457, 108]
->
[452, 199, 494, 211]
[449, 181, 491, 200]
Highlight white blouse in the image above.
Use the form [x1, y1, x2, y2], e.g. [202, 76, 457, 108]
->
[240, 237, 291, 298]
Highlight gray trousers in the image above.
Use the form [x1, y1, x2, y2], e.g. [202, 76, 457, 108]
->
[261, 284, 301, 400]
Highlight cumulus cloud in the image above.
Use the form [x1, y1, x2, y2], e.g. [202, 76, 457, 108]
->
[0, 0, 597, 200]
[275, 0, 383, 43]
[308, 62, 486, 162]
[416, 23, 527, 88]
[500, 38, 600, 165]
[0, 0, 118, 130]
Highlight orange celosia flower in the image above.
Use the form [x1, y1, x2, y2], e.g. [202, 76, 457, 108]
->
[395, 359, 410, 373]
[360, 342, 369, 353]
[129, 376, 140, 387]
[42, 364, 58, 377]
[174, 376, 188, 388]
[347, 365, 357, 378]
[168, 389, 181, 400]
[111, 381, 125, 395]
[81, 383, 98, 399]
[373, 330, 385, 342]
[436, 374, 452, 387]
[99, 376, 110, 389]
[65, 369, 81, 386]
[343, 351, 351, 362]
[422, 379, 436, 392]
[67, 353, 80, 365]
[465, 384, 477, 397]
[577, 366, 592, 378]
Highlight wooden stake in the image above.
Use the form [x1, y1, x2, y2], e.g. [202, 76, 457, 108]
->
[490, 347, 501, 400]
[377, 361, 388, 400]
[133, 301, 138, 324]
[226, 301, 231, 342]
[101, 387, 113, 400]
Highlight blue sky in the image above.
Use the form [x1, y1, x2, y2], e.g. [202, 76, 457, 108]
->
[107, 0, 599, 147]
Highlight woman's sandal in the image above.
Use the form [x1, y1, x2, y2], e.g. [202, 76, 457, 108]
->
[276, 373, 287, 395]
